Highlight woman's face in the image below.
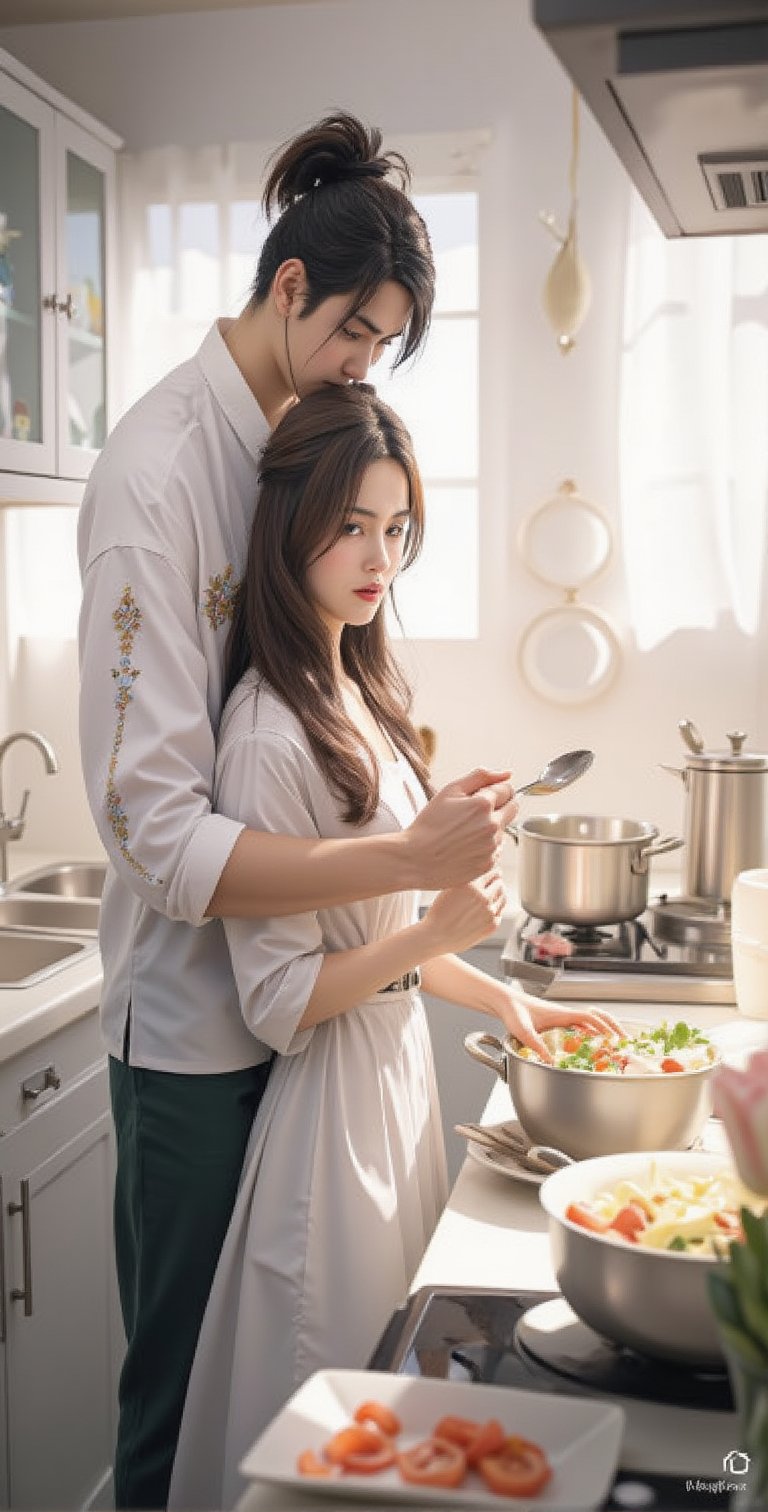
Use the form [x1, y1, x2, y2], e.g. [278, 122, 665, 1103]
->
[283, 279, 413, 394]
[305, 457, 411, 638]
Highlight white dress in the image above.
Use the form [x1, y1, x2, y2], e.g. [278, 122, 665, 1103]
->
[168, 675, 449, 1510]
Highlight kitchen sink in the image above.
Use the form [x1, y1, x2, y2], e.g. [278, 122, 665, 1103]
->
[12, 862, 107, 899]
[0, 896, 99, 933]
[0, 930, 96, 988]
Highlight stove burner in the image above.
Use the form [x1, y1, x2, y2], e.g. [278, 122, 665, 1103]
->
[508, 904, 734, 994]
[561, 924, 612, 945]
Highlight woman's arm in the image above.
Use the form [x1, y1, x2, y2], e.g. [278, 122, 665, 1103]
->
[296, 873, 507, 1029]
[420, 953, 624, 1059]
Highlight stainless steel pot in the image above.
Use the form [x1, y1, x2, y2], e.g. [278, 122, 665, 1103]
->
[464, 1022, 716, 1160]
[509, 814, 683, 926]
[662, 721, 768, 904]
[539, 1151, 727, 1364]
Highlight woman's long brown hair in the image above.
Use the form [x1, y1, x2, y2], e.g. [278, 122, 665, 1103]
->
[224, 385, 434, 824]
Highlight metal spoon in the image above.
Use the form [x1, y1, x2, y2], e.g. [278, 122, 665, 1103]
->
[515, 748, 594, 798]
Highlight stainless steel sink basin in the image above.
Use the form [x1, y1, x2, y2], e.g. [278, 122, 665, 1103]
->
[0, 896, 99, 933]
[12, 862, 107, 899]
[0, 931, 96, 988]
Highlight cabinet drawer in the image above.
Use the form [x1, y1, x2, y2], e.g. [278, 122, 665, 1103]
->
[0, 1009, 104, 1135]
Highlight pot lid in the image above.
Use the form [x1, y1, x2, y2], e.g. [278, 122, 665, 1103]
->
[685, 751, 768, 773]
[679, 723, 768, 773]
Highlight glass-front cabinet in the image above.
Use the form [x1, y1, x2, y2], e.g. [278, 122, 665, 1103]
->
[0, 52, 119, 491]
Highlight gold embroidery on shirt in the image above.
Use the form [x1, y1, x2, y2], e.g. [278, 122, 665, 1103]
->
[202, 564, 239, 629]
[107, 586, 161, 884]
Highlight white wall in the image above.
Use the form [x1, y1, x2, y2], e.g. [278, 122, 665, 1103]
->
[0, 0, 764, 866]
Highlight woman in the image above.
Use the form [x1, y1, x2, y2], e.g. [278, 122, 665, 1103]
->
[167, 386, 620, 1510]
[78, 113, 517, 1510]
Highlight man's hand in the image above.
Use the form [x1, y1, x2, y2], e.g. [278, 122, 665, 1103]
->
[405, 769, 518, 889]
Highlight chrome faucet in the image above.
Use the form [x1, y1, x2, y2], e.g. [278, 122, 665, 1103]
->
[0, 731, 59, 889]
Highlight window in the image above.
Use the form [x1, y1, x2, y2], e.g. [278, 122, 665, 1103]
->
[378, 191, 479, 640]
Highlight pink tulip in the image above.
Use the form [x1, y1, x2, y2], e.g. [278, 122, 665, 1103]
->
[713, 1050, 768, 1195]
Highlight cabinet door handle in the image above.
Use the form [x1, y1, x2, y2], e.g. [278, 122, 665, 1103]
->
[0, 1178, 6, 1343]
[42, 292, 76, 320]
[8, 1180, 32, 1316]
[21, 1065, 61, 1101]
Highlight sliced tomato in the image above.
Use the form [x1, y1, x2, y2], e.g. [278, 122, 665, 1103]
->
[478, 1435, 552, 1498]
[353, 1400, 402, 1438]
[609, 1202, 648, 1242]
[432, 1415, 478, 1450]
[397, 1437, 467, 1489]
[661, 1057, 685, 1073]
[323, 1423, 395, 1474]
[562, 1033, 585, 1052]
[296, 1448, 340, 1478]
[565, 1200, 610, 1234]
[433, 1416, 505, 1465]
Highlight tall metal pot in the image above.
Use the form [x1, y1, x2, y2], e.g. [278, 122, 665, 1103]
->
[661, 721, 768, 904]
[510, 814, 683, 926]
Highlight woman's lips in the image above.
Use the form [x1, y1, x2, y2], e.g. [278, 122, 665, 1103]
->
[354, 586, 384, 601]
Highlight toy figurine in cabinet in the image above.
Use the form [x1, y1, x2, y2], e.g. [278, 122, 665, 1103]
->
[0, 212, 21, 308]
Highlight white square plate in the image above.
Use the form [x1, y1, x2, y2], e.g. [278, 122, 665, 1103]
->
[239, 1368, 625, 1507]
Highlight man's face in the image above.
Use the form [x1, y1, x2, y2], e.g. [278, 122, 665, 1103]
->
[284, 279, 413, 395]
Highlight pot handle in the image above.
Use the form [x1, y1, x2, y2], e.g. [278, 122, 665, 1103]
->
[504, 823, 519, 843]
[659, 763, 687, 783]
[464, 1031, 509, 1083]
[631, 834, 684, 875]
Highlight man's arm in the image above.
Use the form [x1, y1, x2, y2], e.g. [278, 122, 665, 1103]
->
[207, 769, 516, 919]
[80, 546, 516, 925]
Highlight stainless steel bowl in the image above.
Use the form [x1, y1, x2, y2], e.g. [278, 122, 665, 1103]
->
[539, 1151, 728, 1364]
[464, 1021, 717, 1160]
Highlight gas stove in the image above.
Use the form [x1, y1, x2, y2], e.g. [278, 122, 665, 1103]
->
[368, 1286, 739, 1510]
[502, 903, 735, 1003]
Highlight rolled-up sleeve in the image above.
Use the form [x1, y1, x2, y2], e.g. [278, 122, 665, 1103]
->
[215, 728, 324, 1056]
[79, 543, 244, 924]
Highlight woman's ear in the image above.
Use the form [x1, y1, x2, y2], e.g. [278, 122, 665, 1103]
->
[272, 259, 308, 317]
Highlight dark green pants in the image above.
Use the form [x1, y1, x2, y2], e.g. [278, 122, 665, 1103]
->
[109, 1055, 272, 1510]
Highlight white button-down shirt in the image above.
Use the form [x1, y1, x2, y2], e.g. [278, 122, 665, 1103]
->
[78, 321, 272, 1072]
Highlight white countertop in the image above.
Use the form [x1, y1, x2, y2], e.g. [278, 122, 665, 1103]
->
[236, 998, 768, 1512]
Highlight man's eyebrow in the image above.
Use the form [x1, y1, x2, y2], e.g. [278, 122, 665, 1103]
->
[351, 506, 411, 519]
[349, 312, 404, 341]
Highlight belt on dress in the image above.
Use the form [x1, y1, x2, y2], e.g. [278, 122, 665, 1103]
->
[379, 968, 421, 994]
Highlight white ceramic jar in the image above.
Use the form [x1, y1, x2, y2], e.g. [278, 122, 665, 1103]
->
[731, 868, 768, 1019]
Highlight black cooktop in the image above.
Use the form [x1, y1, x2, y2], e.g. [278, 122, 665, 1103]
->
[368, 1287, 735, 1511]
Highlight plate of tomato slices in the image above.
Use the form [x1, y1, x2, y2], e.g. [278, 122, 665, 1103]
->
[239, 1368, 625, 1506]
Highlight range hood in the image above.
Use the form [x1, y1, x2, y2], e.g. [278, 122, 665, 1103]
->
[533, 0, 768, 236]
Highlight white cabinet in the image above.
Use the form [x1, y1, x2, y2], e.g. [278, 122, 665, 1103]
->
[423, 936, 506, 1185]
[0, 1010, 122, 1510]
[0, 48, 121, 501]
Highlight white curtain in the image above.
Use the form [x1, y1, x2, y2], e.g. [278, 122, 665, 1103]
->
[115, 142, 272, 417]
[618, 191, 768, 651]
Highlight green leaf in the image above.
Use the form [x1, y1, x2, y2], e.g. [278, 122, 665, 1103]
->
[718, 1320, 768, 1369]
[742, 1208, 768, 1280]
[708, 1269, 744, 1328]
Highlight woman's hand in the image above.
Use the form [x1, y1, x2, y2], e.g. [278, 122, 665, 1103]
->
[421, 869, 507, 956]
[494, 992, 624, 1063]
